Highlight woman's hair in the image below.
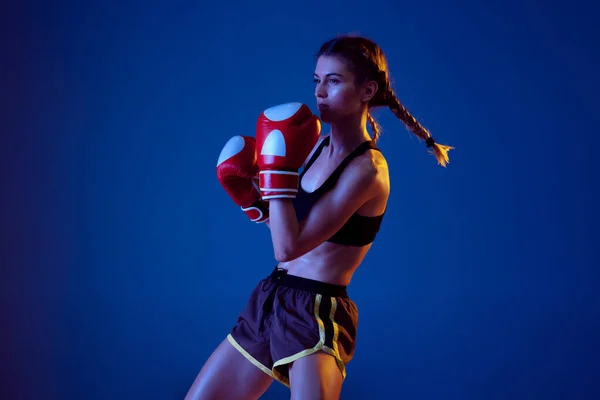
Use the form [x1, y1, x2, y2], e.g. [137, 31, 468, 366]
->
[316, 35, 454, 167]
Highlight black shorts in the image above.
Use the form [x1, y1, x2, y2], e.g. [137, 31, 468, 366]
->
[227, 267, 359, 387]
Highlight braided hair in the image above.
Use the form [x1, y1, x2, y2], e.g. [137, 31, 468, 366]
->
[316, 35, 454, 167]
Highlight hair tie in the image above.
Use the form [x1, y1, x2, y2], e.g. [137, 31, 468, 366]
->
[426, 137, 435, 148]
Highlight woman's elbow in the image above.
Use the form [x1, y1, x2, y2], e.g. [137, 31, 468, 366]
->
[274, 246, 300, 262]
[274, 249, 293, 263]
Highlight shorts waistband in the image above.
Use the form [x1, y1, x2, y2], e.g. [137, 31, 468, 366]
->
[269, 266, 348, 298]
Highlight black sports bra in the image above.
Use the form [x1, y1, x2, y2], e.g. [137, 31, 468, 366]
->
[292, 136, 385, 247]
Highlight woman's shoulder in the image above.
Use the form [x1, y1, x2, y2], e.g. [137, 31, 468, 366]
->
[359, 141, 389, 176]
[344, 147, 389, 194]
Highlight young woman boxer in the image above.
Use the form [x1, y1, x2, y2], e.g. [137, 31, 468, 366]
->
[187, 35, 453, 400]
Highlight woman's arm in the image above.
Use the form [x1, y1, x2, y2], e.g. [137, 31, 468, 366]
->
[261, 136, 327, 232]
[266, 157, 383, 262]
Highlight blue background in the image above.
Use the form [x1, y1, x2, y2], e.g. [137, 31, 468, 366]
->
[2, 0, 599, 399]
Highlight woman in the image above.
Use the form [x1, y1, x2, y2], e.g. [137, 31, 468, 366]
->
[187, 35, 453, 400]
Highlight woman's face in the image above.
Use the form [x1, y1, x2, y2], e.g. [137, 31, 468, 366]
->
[313, 55, 364, 124]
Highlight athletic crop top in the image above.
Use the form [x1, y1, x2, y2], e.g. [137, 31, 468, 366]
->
[292, 136, 385, 247]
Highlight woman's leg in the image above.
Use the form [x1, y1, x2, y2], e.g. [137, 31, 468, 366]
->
[184, 338, 274, 400]
[288, 352, 343, 400]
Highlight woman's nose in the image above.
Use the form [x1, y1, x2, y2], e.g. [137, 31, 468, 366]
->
[315, 83, 326, 98]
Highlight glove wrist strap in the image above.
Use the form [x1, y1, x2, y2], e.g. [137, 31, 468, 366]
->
[259, 170, 299, 199]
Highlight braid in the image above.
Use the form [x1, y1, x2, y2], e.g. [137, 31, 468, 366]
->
[386, 87, 454, 167]
[367, 112, 381, 141]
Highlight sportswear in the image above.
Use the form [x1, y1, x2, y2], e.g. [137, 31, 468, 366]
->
[293, 136, 385, 246]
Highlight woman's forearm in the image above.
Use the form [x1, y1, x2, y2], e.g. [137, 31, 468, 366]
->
[267, 199, 300, 262]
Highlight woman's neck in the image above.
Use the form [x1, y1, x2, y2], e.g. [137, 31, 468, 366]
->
[326, 110, 372, 156]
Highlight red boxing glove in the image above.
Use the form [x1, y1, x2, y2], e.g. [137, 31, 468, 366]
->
[255, 102, 321, 200]
[216, 135, 269, 223]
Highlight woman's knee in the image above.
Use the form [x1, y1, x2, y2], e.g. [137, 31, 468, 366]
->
[288, 352, 343, 400]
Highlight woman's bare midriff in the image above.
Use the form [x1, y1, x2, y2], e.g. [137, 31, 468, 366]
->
[277, 241, 371, 286]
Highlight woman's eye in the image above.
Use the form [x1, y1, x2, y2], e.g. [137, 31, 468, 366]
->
[313, 78, 339, 84]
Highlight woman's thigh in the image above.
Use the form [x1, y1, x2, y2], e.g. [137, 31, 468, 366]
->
[185, 338, 274, 400]
[288, 352, 343, 400]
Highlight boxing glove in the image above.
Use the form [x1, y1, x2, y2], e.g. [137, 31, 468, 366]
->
[255, 102, 321, 200]
[216, 135, 269, 223]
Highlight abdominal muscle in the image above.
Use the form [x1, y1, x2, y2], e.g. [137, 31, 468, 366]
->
[277, 241, 371, 287]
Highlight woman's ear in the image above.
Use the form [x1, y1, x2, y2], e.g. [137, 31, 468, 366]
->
[361, 80, 379, 103]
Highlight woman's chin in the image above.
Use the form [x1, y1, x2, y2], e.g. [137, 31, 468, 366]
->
[318, 109, 334, 124]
